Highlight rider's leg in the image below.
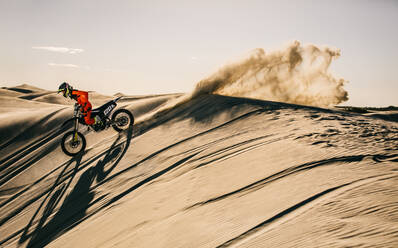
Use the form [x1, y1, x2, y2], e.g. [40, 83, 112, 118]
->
[84, 111, 95, 125]
[82, 102, 94, 125]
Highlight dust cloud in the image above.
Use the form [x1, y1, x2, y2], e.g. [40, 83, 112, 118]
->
[192, 41, 348, 107]
[137, 41, 348, 123]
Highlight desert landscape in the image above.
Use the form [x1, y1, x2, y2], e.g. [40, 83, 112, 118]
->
[2, 0, 398, 247]
[0, 80, 397, 247]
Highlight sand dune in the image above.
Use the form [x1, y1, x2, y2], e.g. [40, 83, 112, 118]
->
[2, 84, 48, 94]
[0, 85, 397, 247]
[0, 89, 25, 98]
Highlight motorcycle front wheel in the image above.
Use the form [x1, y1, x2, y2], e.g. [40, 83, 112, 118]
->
[61, 131, 86, 156]
[111, 109, 134, 132]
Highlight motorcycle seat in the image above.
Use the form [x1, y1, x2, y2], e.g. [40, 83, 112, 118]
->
[91, 108, 101, 114]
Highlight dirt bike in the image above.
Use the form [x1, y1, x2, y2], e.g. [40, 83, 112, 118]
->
[61, 96, 134, 156]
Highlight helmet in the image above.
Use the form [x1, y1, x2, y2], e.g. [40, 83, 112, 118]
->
[58, 82, 73, 98]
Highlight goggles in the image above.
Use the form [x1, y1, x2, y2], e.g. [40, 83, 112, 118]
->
[58, 87, 70, 97]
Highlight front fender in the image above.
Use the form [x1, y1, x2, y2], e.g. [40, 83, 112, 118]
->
[61, 117, 78, 128]
[61, 117, 82, 127]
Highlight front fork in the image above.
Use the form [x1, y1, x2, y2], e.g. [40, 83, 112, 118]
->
[73, 105, 80, 142]
[74, 118, 79, 141]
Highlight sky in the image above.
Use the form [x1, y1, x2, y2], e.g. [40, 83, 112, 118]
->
[0, 0, 397, 107]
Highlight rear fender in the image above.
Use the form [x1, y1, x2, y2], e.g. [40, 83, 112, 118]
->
[113, 96, 123, 103]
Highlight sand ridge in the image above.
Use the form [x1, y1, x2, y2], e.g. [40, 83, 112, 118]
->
[0, 84, 397, 247]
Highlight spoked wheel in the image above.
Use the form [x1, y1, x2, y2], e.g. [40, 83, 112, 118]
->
[111, 109, 134, 132]
[61, 131, 86, 156]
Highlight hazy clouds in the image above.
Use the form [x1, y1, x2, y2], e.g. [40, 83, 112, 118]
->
[32, 46, 84, 54]
[47, 63, 79, 68]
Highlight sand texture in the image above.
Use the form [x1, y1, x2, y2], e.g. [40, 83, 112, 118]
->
[1, 85, 398, 247]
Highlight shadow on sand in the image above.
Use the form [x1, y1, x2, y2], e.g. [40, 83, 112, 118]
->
[19, 126, 133, 248]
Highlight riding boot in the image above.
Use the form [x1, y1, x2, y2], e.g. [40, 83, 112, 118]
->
[92, 116, 104, 131]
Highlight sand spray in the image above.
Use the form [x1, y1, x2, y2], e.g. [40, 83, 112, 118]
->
[137, 41, 348, 123]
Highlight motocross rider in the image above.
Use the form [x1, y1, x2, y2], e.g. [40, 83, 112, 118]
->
[58, 82, 101, 126]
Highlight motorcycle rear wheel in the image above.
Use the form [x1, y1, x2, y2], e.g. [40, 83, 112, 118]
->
[111, 109, 134, 132]
[61, 131, 86, 156]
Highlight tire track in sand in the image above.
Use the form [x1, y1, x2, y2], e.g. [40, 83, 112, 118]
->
[217, 174, 397, 248]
